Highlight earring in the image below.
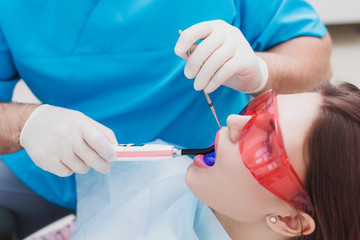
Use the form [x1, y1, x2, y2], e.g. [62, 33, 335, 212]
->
[270, 216, 277, 223]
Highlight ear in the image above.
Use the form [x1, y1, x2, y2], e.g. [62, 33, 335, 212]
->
[265, 212, 316, 237]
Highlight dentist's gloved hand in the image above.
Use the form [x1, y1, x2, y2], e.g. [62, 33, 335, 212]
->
[20, 104, 118, 177]
[174, 20, 268, 94]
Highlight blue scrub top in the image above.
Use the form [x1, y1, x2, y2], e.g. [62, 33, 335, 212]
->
[0, 0, 326, 209]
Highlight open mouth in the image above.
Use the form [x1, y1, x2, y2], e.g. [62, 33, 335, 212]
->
[201, 129, 220, 167]
[202, 145, 215, 166]
[192, 129, 220, 168]
[192, 142, 215, 168]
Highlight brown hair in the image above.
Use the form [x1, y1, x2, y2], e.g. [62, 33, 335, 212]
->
[303, 81, 360, 239]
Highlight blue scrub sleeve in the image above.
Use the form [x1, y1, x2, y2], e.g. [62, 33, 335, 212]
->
[0, 27, 19, 101]
[0, 27, 76, 210]
[236, 0, 327, 51]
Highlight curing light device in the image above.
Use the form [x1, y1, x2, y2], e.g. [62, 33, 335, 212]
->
[113, 144, 214, 161]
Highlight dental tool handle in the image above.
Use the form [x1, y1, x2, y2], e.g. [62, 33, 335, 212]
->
[178, 29, 221, 129]
[113, 144, 215, 161]
[113, 144, 174, 161]
[181, 145, 215, 156]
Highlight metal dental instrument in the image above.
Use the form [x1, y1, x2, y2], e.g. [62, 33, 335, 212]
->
[203, 93, 221, 128]
[178, 30, 221, 129]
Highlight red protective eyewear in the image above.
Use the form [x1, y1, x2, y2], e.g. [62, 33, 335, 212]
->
[239, 89, 313, 213]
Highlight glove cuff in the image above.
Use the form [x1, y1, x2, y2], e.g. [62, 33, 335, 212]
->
[244, 56, 269, 94]
[19, 104, 51, 147]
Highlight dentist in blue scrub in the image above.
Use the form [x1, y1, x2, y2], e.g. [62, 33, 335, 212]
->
[0, 0, 331, 237]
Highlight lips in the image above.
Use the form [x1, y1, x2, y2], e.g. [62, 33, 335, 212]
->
[193, 129, 221, 168]
[193, 155, 211, 168]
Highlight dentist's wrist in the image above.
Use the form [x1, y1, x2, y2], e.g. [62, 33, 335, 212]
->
[20, 104, 49, 147]
[243, 56, 269, 94]
[0, 103, 40, 153]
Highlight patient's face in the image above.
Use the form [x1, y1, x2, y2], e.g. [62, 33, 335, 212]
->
[185, 91, 321, 222]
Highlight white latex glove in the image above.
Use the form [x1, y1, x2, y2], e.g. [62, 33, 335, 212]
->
[174, 20, 268, 94]
[20, 105, 118, 177]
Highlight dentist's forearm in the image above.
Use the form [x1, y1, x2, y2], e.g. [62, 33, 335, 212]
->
[0, 102, 40, 154]
[256, 33, 332, 94]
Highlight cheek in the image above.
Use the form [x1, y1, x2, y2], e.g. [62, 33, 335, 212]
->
[185, 164, 219, 203]
[185, 153, 247, 211]
[186, 156, 278, 222]
[186, 129, 279, 220]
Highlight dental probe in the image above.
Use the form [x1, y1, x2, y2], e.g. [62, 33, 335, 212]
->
[203, 93, 221, 129]
[178, 30, 221, 129]
[113, 144, 214, 161]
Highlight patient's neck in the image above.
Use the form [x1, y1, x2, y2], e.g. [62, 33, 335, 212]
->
[212, 209, 286, 240]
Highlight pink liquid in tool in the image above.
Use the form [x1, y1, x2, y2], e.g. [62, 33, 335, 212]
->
[116, 150, 173, 158]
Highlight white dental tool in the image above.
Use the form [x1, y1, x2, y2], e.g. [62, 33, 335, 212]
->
[113, 143, 214, 161]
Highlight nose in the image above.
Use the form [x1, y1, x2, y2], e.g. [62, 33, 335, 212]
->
[226, 115, 252, 143]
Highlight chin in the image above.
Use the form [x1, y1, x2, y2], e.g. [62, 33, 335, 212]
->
[187, 173, 218, 211]
[185, 165, 196, 192]
[185, 167, 206, 202]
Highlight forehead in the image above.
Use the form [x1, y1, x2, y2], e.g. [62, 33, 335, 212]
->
[276, 92, 322, 179]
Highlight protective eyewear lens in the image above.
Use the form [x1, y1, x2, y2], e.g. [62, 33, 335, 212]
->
[239, 90, 313, 213]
